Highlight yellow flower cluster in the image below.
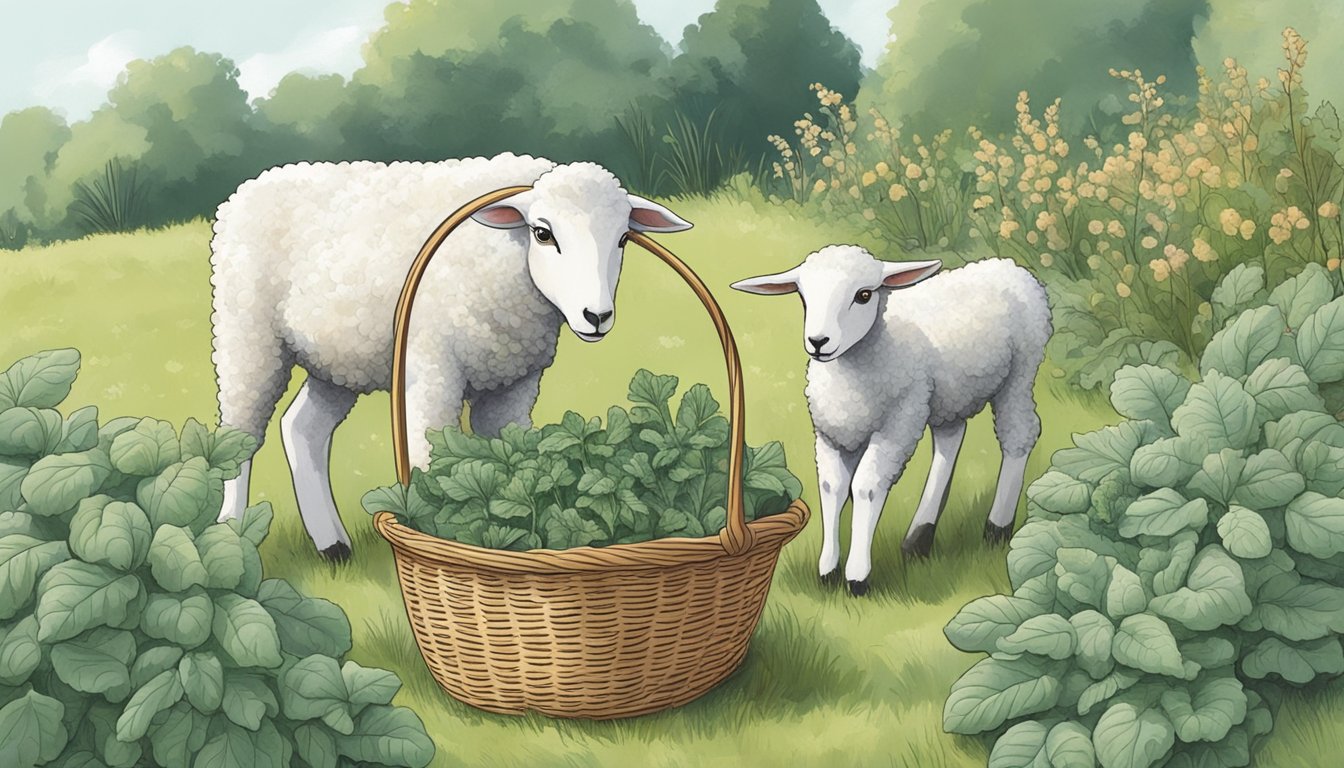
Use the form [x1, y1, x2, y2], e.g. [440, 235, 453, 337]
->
[1219, 208, 1257, 239]
[1268, 206, 1310, 244]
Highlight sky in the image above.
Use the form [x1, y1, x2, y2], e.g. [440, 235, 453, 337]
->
[0, 0, 896, 121]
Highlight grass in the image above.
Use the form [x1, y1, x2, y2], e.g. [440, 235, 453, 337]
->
[5, 196, 1343, 766]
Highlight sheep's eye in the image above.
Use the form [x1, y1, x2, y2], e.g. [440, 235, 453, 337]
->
[618, 232, 629, 248]
[532, 226, 555, 245]
[855, 289, 874, 304]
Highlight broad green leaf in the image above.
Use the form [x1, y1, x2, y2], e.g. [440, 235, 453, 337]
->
[0, 615, 41, 686]
[131, 645, 183, 688]
[256, 578, 352, 658]
[228, 502, 274, 547]
[997, 613, 1076, 660]
[1159, 676, 1247, 743]
[1111, 365, 1191, 430]
[58, 405, 99, 453]
[0, 407, 63, 457]
[1180, 635, 1238, 670]
[1186, 448, 1245, 507]
[1299, 441, 1344, 497]
[109, 419, 180, 476]
[1056, 548, 1112, 609]
[222, 672, 277, 730]
[115, 668, 183, 741]
[280, 654, 352, 734]
[195, 718, 285, 768]
[179, 652, 224, 714]
[1028, 472, 1093, 516]
[1150, 546, 1252, 631]
[1244, 358, 1325, 425]
[0, 457, 29, 512]
[20, 450, 113, 517]
[1071, 610, 1116, 680]
[1270, 263, 1333, 329]
[1045, 721, 1096, 768]
[337, 704, 435, 768]
[1231, 449, 1304, 510]
[343, 661, 401, 711]
[1118, 489, 1207, 538]
[1250, 577, 1344, 641]
[0, 689, 68, 767]
[1105, 565, 1147, 620]
[543, 508, 603, 549]
[141, 587, 214, 648]
[1112, 614, 1184, 677]
[1053, 422, 1150, 483]
[148, 525, 208, 592]
[50, 628, 135, 695]
[946, 593, 1046, 653]
[1297, 296, 1344, 383]
[1264, 411, 1344, 463]
[1285, 492, 1344, 559]
[0, 349, 80, 410]
[1210, 264, 1264, 320]
[35, 559, 142, 643]
[212, 594, 283, 668]
[69, 497, 152, 571]
[1078, 669, 1141, 717]
[943, 656, 1062, 734]
[1171, 371, 1257, 452]
[136, 458, 217, 529]
[1216, 507, 1272, 560]
[1092, 703, 1175, 768]
[148, 702, 208, 768]
[1009, 520, 1065, 588]
[195, 524, 244, 590]
[296, 722, 339, 768]
[988, 720, 1049, 768]
[1199, 305, 1284, 380]
[1130, 436, 1205, 489]
[0, 533, 69, 619]
[1241, 636, 1344, 684]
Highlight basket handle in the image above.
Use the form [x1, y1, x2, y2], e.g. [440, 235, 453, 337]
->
[389, 187, 755, 557]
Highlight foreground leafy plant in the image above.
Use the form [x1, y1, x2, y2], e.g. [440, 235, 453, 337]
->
[943, 266, 1344, 767]
[0, 349, 433, 768]
[362, 369, 801, 550]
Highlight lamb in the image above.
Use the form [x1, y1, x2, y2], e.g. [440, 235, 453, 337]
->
[209, 153, 691, 560]
[732, 246, 1051, 596]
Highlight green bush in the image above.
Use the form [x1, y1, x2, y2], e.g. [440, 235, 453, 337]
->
[942, 264, 1344, 766]
[362, 369, 801, 550]
[0, 349, 433, 768]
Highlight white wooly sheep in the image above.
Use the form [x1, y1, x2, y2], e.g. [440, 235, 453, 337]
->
[733, 246, 1051, 595]
[210, 153, 691, 560]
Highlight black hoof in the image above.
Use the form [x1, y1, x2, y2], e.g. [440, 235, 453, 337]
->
[820, 568, 844, 588]
[847, 579, 869, 597]
[901, 523, 936, 559]
[984, 521, 1014, 545]
[319, 541, 352, 562]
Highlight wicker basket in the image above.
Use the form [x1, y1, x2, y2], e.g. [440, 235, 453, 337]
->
[373, 186, 810, 719]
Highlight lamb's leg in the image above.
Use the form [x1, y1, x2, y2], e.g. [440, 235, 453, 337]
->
[986, 373, 1042, 543]
[901, 420, 966, 559]
[468, 370, 543, 438]
[845, 419, 924, 596]
[280, 376, 358, 560]
[213, 320, 294, 523]
[404, 362, 467, 469]
[815, 433, 860, 586]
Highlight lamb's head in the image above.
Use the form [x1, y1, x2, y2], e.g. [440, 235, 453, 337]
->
[731, 245, 941, 362]
[471, 163, 692, 342]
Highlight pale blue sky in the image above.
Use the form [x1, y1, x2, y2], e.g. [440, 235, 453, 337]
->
[0, 0, 895, 120]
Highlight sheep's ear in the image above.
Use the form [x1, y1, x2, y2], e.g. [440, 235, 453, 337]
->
[731, 269, 800, 296]
[472, 192, 534, 229]
[881, 259, 942, 289]
[627, 195, 693, 232]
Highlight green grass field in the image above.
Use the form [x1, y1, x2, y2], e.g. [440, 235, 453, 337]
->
[6, 196, 1344, 767]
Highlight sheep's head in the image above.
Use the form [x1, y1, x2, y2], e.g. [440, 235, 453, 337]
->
[471, 163, 691, 342]
[731, 245, 940, 362]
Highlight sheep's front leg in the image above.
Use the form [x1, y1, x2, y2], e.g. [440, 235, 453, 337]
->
[901, 420, 966, 559]
[815, 433, 860, 586]
[404, 362, 467, 469]
[469, 370, 543, 438]
[280, 377, 358, 561]
[846, 419, 924, 596]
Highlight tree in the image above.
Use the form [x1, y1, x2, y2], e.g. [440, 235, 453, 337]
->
[864, 0, 1209, 137]
[0, 107, 70, 243]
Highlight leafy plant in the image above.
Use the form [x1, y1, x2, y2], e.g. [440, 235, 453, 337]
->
[68, 160, 150, 236]
[362, 369, 801, 551]
[941, 265, 1344, 766]
[0, 348, 434, 768]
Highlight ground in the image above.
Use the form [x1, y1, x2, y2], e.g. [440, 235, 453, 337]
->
[5, 196, 1343, 767]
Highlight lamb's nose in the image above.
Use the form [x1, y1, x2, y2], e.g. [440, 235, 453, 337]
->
[808, 336, 830, 352]
[583, 308, 613, 331]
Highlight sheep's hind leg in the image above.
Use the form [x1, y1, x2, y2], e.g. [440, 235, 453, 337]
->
[468, 371, 543, 438]
[815, 434, 860, 587]
[901, 420, 966, 559]
[280, 376, 358, 561]
[986, 374, 1042, 544]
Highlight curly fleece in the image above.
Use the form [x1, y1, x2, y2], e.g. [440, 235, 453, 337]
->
[209, 153, 624, 457]
[804, 248, 1052, 471]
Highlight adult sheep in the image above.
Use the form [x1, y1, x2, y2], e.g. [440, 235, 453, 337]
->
[732, 246, 1051, 596]
[210, 153, 691, 560]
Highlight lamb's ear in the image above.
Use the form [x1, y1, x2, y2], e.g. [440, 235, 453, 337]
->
[881, 259, 942, 289]
[471, 191, 535, 229]
[627, 195, 693, 232]
[730, 269, 800, 296]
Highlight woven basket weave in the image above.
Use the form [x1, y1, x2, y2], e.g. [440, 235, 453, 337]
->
[373, 186, 809, 719]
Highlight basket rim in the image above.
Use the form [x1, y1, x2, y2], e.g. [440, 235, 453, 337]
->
[372, 500, 809, 575]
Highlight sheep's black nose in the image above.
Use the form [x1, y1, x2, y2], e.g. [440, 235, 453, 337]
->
[583, 308, 613, 331]
[808, 336, 830, 352]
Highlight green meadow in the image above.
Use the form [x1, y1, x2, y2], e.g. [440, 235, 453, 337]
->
[6, 196, 1343, 766]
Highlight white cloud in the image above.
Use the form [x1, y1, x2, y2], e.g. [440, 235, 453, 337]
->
[61, 31, 141, 88]
[236, 23, 368, 100]
[32, 31, 141, 116]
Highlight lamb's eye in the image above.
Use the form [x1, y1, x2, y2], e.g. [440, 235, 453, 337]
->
[618, 232, 629, 248]
[532, 226, 555, 245]
[855, 289, 874, 304]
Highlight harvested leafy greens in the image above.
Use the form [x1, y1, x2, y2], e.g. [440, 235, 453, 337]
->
[363, 369, 802, 550]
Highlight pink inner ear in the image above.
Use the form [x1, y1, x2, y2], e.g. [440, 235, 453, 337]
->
[630, 207, 674, 229]
[477, 206, 525, 226]
[883, 266, 935, 287]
